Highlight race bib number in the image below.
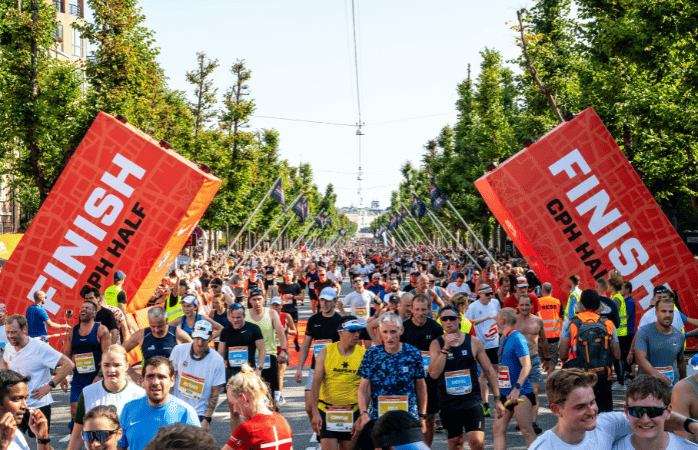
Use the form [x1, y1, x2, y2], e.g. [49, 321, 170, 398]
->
[655, 366, 675, 383]
[378, 396, 408, 416]
[255, 354, 271, 369]
[498, 366, 511, 389]
[179, 371, 204, 400]
[75, 353, 96, 374]
[313, 340, 332, 356]
[445, 370, 472, 395]
[484, 323, 498, 341]
[420, 351, 430, 375]
[326, 406, 353, 432]
[228, 347, 248, 367]
[309, 282, 315, 290]
[266, 275, 273, 281]
[283, 294, 293, 305]
[355, 306, 368, 320]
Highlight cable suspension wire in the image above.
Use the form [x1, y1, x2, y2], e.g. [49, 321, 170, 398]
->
[250, 115, 355, 127]
[350, 0, 364, 206]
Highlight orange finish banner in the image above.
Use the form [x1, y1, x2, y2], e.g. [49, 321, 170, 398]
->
[0, 112, 221, 328]
[475, 108, 698, 325]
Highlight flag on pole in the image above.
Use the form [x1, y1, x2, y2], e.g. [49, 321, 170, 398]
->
[325, 216, 332, 229]
[412, 193, 427, 220]
[388, 216, 397, 230]
[270, 178, 286, 211]
[303, 196, 310, 222]
[430, 178, 448, 211]
[292, 195, 305, 224]
[383, 232, 389, 247]
[315, 213, 324, 229]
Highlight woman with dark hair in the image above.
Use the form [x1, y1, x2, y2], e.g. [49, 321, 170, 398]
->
[526, 271, 542, 297]
[80, 405, 122, 450]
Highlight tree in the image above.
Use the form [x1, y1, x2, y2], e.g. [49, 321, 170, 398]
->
[186, 52, 219, 147]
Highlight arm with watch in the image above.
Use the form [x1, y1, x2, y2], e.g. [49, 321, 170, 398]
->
[32, 354, 75, 400]
[507, 354, 532, 403]
[200, 384, 222, 431]
[353, 378, 371, 437]
[415, 377, 427, 434]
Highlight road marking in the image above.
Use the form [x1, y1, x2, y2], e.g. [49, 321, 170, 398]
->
[310, 433, 317, 443]
[60, 435, 71, 443]
[305, 447, 316, 450]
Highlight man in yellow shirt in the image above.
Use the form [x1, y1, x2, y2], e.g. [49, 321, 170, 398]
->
[311, 316, 366, 450]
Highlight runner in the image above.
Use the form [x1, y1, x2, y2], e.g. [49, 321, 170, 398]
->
[269, 297, 297, 405]
[0, 369, 52, 450]
[277, 269, 303, 352]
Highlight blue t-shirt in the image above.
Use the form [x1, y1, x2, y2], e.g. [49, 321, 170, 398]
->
[626, 296, 636, 333]
[366, 284, 385, 298]
[357, 343, 425, 419]
[118, 396, 200, 450]
[498, 330, 532, 396]
[26, 304, 49, 338]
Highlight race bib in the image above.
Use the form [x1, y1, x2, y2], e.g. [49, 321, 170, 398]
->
[228, 347, 248, 367]
[445, 370, 472, 395]
[655, 366, 675, 383]
[484, 323, 498, 341]
[420, 351, 430, 375]
[378, 396, 408, 416]
[255, 354, 271, 369]
[313, 339, 332, 356]
[266, 275, 273, 281]
[283, 294, 293, 305]
[179, 371, 204, 400]
[355, 306, 368, 320]
[75, 353, 96, 374]
[498, 366, 511, 389]
[326, 406, 353, 432]
[309, 282, 315, 290]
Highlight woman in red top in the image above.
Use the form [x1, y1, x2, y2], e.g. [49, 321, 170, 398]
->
[223, 364, 293, 450]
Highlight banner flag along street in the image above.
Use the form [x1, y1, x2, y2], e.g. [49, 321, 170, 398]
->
[270, 178, 286, 211]
[430, 179, 448, 211]
[292, 195, 305, 224]
[474, 107, 698, 325]
[0, 113, 221, 350]
[412, 193, 428, 220]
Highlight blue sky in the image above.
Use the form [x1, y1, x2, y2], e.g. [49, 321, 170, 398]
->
[137, 0, 531, 208]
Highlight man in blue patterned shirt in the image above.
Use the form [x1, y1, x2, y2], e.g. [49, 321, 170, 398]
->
[354, 312, 427, 435]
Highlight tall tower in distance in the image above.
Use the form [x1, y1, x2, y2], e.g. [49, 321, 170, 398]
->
[48, 0, 86, 62]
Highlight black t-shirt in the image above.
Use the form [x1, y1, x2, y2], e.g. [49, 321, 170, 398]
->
[278, 283, 301, 314]
[305, 312, 343, 368]
[117, 290, 127, 305]
[467, 280, 476, 293]
[220, 322, 264, 368]
[400, 318, 443, 352]
[95, 308, 118, 331]
[404, 283, 416, 292]
[314, 279, 338, 297]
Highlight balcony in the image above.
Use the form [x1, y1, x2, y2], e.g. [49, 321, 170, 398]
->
[68, 3, 81, 16]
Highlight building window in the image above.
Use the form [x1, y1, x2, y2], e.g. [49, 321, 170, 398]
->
[0, 176, 6, 202]
[53, 0, 64, 13]
[68, 0, 81, 16]
[72, 27, 82, 57]
[55, 24, 64, 52]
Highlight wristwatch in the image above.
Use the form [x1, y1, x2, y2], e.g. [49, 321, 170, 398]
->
[203, 416, 212, 423]
[684, 418, 698, 433]
[418, 413, 428, 419]
[48, 380, 56, 388]
[514, 382, 521, 390]
[37, 438, 51, 445]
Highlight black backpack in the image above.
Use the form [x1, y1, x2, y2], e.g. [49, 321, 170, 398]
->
[566, 316, 612, 380]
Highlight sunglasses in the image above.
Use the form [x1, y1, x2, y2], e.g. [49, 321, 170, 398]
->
[229, 303, 243, 309]
[483, 293, 493, 297]
[82, 429, 119, 444]
[625, 405, 668, 419]
[249, 289, 263, 296]
[441, 315, 459, 322]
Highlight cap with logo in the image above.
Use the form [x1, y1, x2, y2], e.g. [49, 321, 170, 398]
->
[338, 319, 365, 332]
[319, 287, 337, 301]
[389, 295, 401, 303]
[191, 320, 213, 340]
[181, 294, 198, 306]
[516, 277, 529, 288]
[210, 278, 223, 286]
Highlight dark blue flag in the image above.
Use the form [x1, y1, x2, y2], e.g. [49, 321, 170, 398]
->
[430, 179, 448, 211]
[412, 193, 427, 220]
[270, 178, 286, 211]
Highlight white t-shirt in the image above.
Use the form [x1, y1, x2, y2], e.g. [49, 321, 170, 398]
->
[446, 282, 471, 297]
[80, 380, 145, 420]
[638, 306, 684, 332]
[10, 430, 29, 450]
[613, 432, 698, 450]
[464, 300, 501, 349]
[169, 343, 226, 415]
[529, 412, 631, 450]
[3, 338, 63, 408]
[0, 325, 7, 353]
[340, 290, 375, 325]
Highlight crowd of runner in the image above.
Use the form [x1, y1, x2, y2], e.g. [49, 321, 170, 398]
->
[1, 241, 698, 450]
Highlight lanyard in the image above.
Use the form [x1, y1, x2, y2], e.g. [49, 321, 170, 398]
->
[498, 329, 514, 361]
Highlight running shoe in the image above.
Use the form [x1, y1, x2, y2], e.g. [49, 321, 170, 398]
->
[482, 402, 491, 417]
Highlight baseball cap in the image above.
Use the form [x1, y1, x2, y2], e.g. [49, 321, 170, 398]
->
[410, 269, 419, 275]
[478, 284, 493, 294]
[388, 295, 400, 303]
[516, 276, 529, 288]
[179, 279, 189, 287]
[338, 318, 365, 332]
[210, 278, 223, 286]
[372, 273, 380, 279]
[181, 295, 198, 306]
[372, 410, 427, 450]
[248, 287, 264, 298]
[270, 297, 283, 305]
[654, 285, 669, 295]
[191, 320, 213, 340]
[319, 287, 337, 301]
[114, 270, 126, 282]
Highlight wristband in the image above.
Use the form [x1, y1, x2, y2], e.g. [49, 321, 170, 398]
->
[418, 413, 427, 419]
[48, 380, 56, 388]
[360, 411, 369, 417]
[684, 418, 698, 433]
[544, 358, 551, 362]
[37, 438, 50, 445]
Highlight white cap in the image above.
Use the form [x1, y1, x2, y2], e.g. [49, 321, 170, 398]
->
[191, 320, 213, 340]
[319, 287, 337, 301]
[270, 297, 283, 305]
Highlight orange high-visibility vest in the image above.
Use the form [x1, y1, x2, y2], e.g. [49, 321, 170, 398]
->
[539, 296, 562, 339]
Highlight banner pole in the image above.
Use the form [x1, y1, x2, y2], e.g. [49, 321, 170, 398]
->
[399, 202, 437, 253]
[215, 175, 281, 270]
[395, 226, 415, 249]
[291, 208, 325, 249]
[263, 216, 294, 260]
[233, 192, 303, 272]
[322, 232, 338, 250]
[446, 199, 496, 265]
[427, 208, 481, 269]
[391, 229, 409, 249]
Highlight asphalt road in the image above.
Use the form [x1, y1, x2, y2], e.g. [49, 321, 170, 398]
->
[25, 277, 631, 450]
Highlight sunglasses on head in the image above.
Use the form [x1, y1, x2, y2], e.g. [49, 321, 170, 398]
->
[625, 405, 668, 419]
[229, 303, 243, 309]
[82, 429, 119, 444]
[440, 315, 459, 322]
[249, 288, 263, 296]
